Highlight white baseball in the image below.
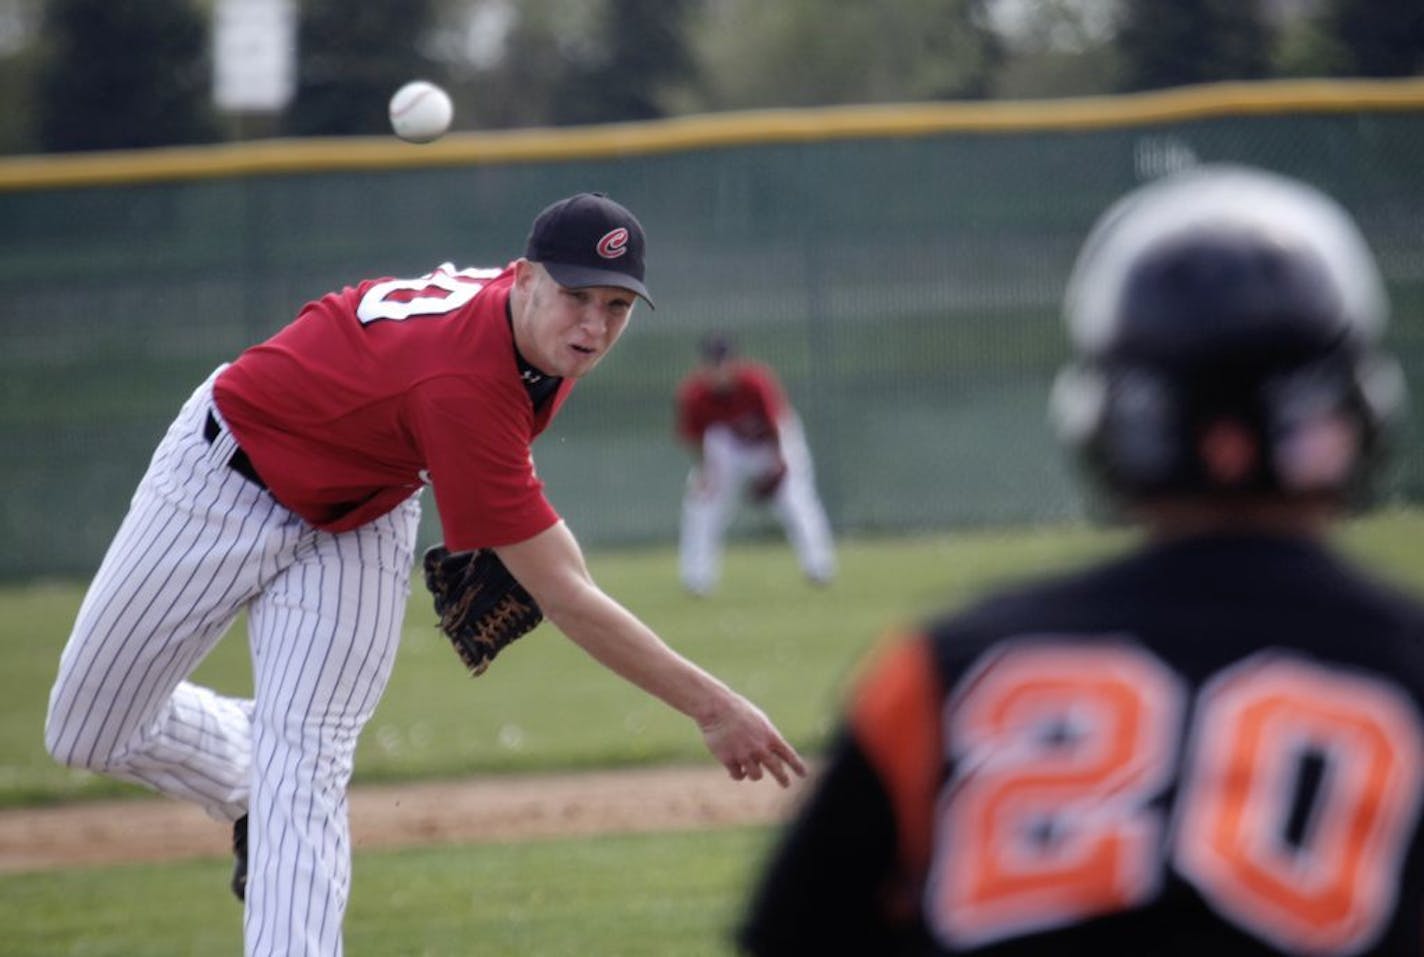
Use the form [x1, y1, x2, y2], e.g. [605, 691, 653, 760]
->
[388, 80, 454, 143]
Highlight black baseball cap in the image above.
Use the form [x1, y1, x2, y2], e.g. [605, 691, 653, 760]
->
[524, 192, 654, 307]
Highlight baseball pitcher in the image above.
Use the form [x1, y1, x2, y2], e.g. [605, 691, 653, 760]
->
[45, 193, 805, 957]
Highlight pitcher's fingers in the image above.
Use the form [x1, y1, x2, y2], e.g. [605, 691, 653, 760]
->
[772, 739, 808, 778]
[763, 754, 791, 788]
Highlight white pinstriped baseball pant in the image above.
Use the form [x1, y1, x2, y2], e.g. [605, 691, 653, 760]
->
[45, 368, 420, 956]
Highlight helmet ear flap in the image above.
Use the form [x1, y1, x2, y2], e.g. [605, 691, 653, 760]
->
[1264, 352, 1408, 502]
[1049, 362, 1107, 452]
[1052, 349, 1408, 505]
[1352, 353, 1411, 504]
[1261, 357, 1364, 495]
[1051, 361, 1184, 495]
[1356, 353, 1409, 451]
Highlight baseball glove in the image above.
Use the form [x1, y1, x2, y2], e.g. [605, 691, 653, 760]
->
[747, 461, 788, 503]
[422, 545, 544, 677]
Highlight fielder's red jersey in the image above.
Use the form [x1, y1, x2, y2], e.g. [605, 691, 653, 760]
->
[675, 361, 787, 446]
[213, 263, 572, 550]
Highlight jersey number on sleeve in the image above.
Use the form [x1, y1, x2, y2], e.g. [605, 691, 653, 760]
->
[355, 264, 503, 323]
[927, 642, 1424, 954]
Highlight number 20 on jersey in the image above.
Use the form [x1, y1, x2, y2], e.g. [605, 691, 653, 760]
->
[928, 642, 1423, 955]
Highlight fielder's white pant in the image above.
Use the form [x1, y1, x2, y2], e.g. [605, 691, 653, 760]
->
[679, 418, 836, 595]
[45, 368, 420, 957]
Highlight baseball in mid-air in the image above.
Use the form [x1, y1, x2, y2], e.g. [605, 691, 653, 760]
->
[388, 80, 454, 143]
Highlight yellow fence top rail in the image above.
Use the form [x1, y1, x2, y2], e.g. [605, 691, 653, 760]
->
[2, 77, 1423, 193]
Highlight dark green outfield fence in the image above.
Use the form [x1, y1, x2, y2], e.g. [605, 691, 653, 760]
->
[3, 79, 1423, 580]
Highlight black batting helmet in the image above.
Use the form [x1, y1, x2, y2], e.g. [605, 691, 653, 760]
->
[1050, 165, 1406, 502]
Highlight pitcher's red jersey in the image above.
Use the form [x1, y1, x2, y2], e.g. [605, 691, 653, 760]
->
[214, 263, 572, 550]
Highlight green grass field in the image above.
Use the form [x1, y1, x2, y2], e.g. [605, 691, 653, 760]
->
[0, 826, 775, 957]
[0, 522, 1141, 808]
[4, 512, 1424, 954]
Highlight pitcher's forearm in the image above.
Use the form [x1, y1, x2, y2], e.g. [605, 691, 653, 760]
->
[546, 588, 735, 725]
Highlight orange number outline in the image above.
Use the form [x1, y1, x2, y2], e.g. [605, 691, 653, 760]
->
[927, 640, 1185, 947]
[925, 641, 1424, 955]
[1174, 653, 1424, 955]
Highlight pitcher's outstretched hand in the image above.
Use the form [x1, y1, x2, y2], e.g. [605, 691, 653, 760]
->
[699, 695, 807, 787]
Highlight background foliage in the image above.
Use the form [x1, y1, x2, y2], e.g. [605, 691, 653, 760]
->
[0, 0, 1421, 154]
[33, 0, 218, 151]
[281, 0, 439, 137]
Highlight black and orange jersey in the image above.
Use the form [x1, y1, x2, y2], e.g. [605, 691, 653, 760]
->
[740, 534, 1424, 956]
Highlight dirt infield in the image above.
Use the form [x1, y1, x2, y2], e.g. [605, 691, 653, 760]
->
[0, 764, 813, 874]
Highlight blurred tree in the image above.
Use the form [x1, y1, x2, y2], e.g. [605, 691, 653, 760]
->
[987, 0, 1118, 99]
[438, 0, 593, 129]
[428, 0, 692, 129]
[1324, 0, 1424, 77]
[35, 0, 219, 152]
[550, 0, 696, 125]
[1116, 0, 1271, 92]
[0, 0, 41, 154]
[370, 0, 1424, 136]
[283, 0, 443, 136]
[680, 0, 1001, 111]
[1274, 8, 1344, 78]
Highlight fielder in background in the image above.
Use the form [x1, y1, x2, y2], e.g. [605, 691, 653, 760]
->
[44, 191, 805, 957]
[674, 332, 836, 596]
[738, 165, 1423, 955]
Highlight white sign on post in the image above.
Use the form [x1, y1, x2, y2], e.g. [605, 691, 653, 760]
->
[212, 0, 297, 113]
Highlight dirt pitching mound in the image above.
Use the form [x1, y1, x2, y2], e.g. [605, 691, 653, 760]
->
[0, 763, 813, 874]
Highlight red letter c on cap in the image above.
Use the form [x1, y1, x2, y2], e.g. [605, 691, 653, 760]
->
[596, 228, 629, 259]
